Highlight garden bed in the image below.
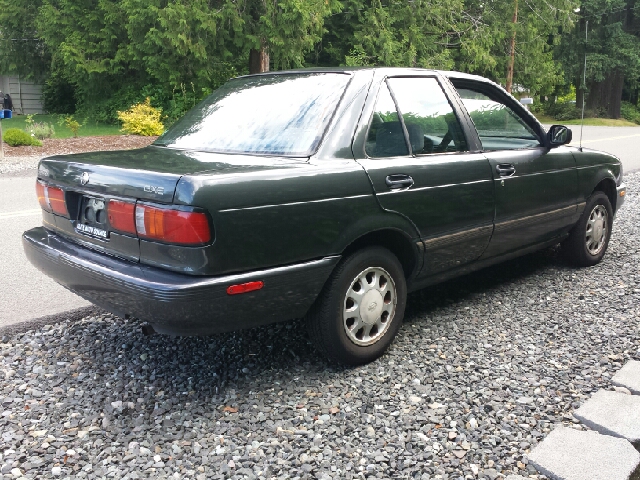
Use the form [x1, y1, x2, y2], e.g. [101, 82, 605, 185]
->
[2, 135, 157, 158]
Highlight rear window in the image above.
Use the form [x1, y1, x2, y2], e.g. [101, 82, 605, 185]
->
[155, 73, 351, 156]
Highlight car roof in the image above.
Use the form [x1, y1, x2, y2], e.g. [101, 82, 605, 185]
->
[238, 67, 492, 84]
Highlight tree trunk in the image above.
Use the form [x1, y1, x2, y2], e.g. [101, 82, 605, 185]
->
[249, 42, 269, 74]
[585, 69, 624, 118]
[607, 70, 624, 118]
[505, 0, 518, 94]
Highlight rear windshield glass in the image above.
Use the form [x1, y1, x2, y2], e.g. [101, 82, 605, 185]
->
[155, 73, 351, 156]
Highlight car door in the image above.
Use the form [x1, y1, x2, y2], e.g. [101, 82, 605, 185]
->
[449, 77, 580, 258]
[353, 73, 495, 276]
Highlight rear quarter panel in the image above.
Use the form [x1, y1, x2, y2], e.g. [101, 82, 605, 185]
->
[173, 159, 418, 275]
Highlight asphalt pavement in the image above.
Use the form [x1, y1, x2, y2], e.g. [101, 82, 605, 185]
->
[0, 174, 89, 328]
[0, 124, 637, 330]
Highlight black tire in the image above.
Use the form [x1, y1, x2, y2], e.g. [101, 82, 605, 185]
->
[562, 191, 613, 267]
[306, 247, 407, 366]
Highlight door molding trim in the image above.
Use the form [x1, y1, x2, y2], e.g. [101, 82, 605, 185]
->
[422, 225, 494, 251]
[494, 204, 578, 234]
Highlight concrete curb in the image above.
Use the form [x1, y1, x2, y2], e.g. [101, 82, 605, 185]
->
[527, 361, 640, 480]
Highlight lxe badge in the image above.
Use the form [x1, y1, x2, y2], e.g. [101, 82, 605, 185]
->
[144, 185, 164, 195]
[80, 172, 90, 185]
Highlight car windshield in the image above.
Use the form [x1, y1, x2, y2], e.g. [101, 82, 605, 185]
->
[155, 73, 351, 156]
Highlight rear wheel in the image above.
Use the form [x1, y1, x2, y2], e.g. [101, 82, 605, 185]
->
[563, 192, 613, 267]
[306, 247, 407, 365]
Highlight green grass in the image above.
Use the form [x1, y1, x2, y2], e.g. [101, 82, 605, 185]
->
[1, 114, 122, 139]
[534, 114, 639, 127]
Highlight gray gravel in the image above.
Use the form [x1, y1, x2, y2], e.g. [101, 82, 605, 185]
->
[0, 156, 40, 175]
[1, 172, 639, 480]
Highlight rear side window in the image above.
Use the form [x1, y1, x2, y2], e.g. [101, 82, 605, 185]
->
[455, 87, 540, 151]
[365, 83, 409, 158]
[388, 77, 468, 154]
[155, 73, 350, 156]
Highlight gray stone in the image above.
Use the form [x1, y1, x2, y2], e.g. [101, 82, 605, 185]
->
[505, 476, 529, 480]
[527, 426, 640, 480]
[573, 389, 640, 443]
[612, 360, 640, 395]
[614, 386, 632, 395]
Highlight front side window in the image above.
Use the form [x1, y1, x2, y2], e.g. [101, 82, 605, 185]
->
[155, 73, 351, 156]
[388, 77, 468, 154]
[455, 86, 540, 151]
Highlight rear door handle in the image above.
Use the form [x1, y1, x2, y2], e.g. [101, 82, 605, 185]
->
[385, 174, 414, 190]
[496, 164, 516, 177]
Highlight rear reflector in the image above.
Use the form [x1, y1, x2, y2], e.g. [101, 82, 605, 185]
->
[108, 200, 136, 235]
[36, 181, 68, 217]
[135, 204, 211, 245]
[227, 281, 264, 295]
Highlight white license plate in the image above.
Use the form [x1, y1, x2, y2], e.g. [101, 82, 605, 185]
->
[76, 223, 108, 239]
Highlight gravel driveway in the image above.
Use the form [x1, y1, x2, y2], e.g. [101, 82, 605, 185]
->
[1, 173, 639, 480]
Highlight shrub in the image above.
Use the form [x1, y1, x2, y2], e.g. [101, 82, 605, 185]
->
[117, 98, 165, 136]
[545, 102, 582, 121]
[621, 101, 640, 124]
[60, 116, 82, 137]
[42, 71, 77, 115]
[557, 85, 576, 104]
[27, 121, 56, 139]
[3, 128, 43, 147]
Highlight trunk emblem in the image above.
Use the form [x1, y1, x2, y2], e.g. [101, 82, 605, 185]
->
[80, 172, 90, 185]
[144, 186, 165, 195]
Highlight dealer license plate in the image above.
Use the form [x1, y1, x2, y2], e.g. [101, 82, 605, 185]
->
[76, 223, 109, 239]
[75, 196, 109, 239]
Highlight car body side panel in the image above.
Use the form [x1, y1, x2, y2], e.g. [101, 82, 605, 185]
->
[480, 146, 579, 258]
[351, 71, 494, 276]
[572, 147, 622, 210]
[174, 158, 418, 276]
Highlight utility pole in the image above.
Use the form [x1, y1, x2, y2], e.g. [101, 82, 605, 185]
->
[505, 0, 518, 93]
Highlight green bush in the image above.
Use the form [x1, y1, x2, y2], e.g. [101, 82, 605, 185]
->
[545, 102, 582, 121]
[42, 70, 77, 115]
[621, 101, 640, 124]
[2, 128, 43, 147]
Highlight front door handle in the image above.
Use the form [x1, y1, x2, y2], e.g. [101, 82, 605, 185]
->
[385, 174, 414, 190]
[496, 164, 516, 177]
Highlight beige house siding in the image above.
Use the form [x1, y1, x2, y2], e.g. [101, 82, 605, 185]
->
[0, 75, 44, 114]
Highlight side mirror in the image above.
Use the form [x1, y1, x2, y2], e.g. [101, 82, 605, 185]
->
[548, 124, 572, 147]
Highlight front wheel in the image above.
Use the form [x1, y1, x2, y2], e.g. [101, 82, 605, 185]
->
[306, 247, 407, 365]
[563, 192, 613, 267]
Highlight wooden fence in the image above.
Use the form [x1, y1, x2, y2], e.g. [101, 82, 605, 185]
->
[0, 75, 44, 114]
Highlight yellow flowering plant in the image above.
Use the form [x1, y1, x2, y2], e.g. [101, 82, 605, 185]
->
[117, 98, 165, 136]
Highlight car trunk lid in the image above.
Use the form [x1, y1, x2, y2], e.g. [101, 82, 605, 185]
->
[37, 145, 219, 202]
[36, 145, 309, 263]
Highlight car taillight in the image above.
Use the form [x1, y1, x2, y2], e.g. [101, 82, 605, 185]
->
[36, 180, 68, 217]
[108, 200, 136, 235]
[135, 204, 211, 245]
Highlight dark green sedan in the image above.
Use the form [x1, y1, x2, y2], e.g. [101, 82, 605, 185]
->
[23, 68, 626, 365]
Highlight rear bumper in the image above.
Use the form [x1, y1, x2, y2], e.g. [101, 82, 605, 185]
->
[23, 227, 339, 335]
